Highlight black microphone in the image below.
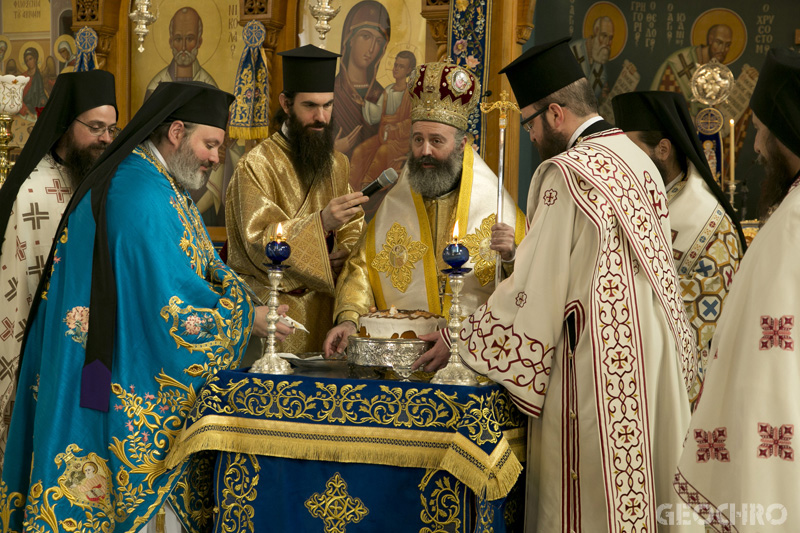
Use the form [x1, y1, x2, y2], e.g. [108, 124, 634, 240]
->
[360, 168, 398, 198]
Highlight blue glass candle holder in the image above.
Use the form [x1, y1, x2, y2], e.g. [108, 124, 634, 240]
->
[265, 240, 291, 265]
[443, 242, 469, 270]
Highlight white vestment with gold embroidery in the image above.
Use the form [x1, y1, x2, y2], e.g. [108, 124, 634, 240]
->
[674, 178, 800, 532]
[458, 130, 700, 532]
[365, 145, 525, 317]
[668, 163, 743, 402]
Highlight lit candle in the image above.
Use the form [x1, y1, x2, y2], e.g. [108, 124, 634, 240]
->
[266, 222, 291, 265]
[443, 220, 469, 269]
[729, 118, 735, 186]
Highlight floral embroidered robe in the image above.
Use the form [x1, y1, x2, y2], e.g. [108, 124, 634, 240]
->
[225, 131, 364, 354]
[668, 162, 743, 402]
[0, 145, 254, 533]
[674, 176, 800, 532]
[458, 129, 700, 532]
[0, 154, 73, 475]
[334, 145, 526, 325]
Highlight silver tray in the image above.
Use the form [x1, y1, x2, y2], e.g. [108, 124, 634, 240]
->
[279, 353, 349, 378]
[346, 335, 433, 380]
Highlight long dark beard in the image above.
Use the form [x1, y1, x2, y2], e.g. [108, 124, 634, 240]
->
[757, 135, 796, 219]
[537, 118, 569, 161]
[406, 148, 463, 198]
[286, 110, 334, 189]
[61, 133, 107, 187]
[168, 136, 213, 191]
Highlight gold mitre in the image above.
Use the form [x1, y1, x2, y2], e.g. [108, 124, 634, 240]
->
[408, 60, 481, 131]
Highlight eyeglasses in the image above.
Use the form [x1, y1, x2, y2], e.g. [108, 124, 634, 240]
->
[75, 119, 121, 139]
[520, 103, 566, 133]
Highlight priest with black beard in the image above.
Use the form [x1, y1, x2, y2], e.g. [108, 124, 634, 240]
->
[0, 69, 116, 474]
[226, 45, 368, 354]
[323, 60, 526, 365]
[673, 48, 800, 529]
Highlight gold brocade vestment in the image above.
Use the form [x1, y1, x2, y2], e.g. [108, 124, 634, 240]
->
[226, 132, 364, 353]
[335, 146, 525, 324]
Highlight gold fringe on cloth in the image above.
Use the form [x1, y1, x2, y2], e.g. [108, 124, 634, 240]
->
[166, 416, 525, 501]
[228, 126, 269, 140]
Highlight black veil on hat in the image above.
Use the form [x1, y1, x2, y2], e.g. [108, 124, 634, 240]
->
[750, 47, 800, 158]
[278, 44, 340, 93]
[611, 90, 746, 252]
[499, 37, 586, 109]
[19, 81, 234, 412]
[0, 70, 116, 257]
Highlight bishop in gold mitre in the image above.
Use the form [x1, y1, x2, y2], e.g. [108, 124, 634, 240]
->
[324, 59, 527, 364]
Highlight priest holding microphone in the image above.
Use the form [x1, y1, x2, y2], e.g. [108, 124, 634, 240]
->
[324, 60, 526, 363]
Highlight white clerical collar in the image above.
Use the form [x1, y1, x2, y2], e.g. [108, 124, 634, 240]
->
[145, 140, 169, 170]
[568, 116, 604, 148]
[281, 121, 289, 137]
[665, 171, 685, 191]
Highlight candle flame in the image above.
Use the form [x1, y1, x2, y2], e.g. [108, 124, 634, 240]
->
[276, 222, 284, 242]
[452, 220, 459, 243]
[730, 119, 735, 126]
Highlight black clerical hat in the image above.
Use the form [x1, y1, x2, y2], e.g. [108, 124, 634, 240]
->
[167, 85, 234, 129]
[499, 37, 585, 109]
[0, 70, 116, 271]
[750, 48, 800, 157]
[612, 90, 746, 251]
[17, 81, 234, 412]
[279, 44, 340, 93]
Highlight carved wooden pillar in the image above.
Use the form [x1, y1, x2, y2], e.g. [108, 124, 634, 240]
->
[421, 0, 450, 62]
[517, 0, 535, 45]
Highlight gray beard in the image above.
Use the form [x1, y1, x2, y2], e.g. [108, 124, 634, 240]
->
[167, 139, 211, 191]
[406, 148, 463, 198]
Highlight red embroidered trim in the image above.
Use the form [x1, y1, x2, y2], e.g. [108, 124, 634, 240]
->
[673, 469, 739, 532]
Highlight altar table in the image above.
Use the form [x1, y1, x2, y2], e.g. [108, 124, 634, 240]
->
[167, 368, 527, 532]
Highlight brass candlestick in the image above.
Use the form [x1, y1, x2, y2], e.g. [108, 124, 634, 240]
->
[0, 75, 29, 186]
[250, 265, 293, 375]
[431, 241, 478, 386]
[250, 231, 293, 375]
[0, 114, 15, 187]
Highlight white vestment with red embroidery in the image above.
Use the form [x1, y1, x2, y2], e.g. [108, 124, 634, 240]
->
[458, 129, 700, 532]
[0, 154, 72, 473]
[674, 178, 800, 532]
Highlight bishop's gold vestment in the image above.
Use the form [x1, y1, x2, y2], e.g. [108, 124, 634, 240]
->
[226, 132, 364, 353]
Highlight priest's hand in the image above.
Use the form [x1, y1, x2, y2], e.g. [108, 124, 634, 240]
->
[412, 330, 450, 372]
[329, 248, 349, 281]
[490, 222, 516, 262]
[323, 321, 357, 358]
[334, 125, 362, 154]
[321, 192, 368, 232]
[253, 304, 295, 340]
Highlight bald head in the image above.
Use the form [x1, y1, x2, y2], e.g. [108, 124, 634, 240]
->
[170, 7, 203, 67]
[706, 24, 732, 63]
